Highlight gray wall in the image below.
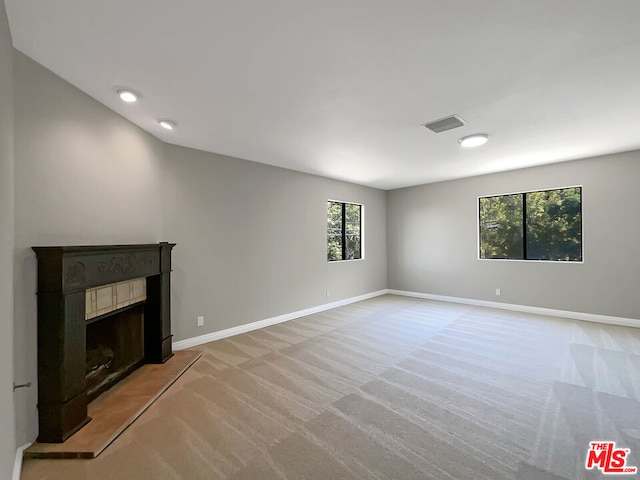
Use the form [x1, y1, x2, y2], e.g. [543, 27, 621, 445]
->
[13, 51, 165, 445]
[0, 0, 16, 476]
[387, 151, 640, 319]
[12, 51, 387, 445]
[162, 144, 387, 341]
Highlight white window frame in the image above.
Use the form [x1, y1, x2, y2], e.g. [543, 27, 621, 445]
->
[327, 199, 365, 263]
[477, 185, 584, 263]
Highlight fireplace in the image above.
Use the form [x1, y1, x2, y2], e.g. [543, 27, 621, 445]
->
[32, 243, 175, 443]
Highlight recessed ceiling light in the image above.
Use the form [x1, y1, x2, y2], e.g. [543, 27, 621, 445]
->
[158, 120, 176, 130]
[116, 89, 139, 103]
[459, 134, 489, 148]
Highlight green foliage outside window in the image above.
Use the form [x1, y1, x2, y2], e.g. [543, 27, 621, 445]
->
[327, 201, 362, 261]
[479, 187, 582, 261]
[479, 194, 523, 259]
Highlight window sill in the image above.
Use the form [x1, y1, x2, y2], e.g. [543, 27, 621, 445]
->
[328, 258, 365, 264]
[477, 258, 584, 264]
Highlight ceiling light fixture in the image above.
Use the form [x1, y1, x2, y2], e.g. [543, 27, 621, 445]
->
[116, 89, 140, 103]
[458, 134, 489, 148]
[158, 119, 176, 130]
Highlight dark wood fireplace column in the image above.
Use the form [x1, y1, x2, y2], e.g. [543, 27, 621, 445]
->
[144, 243, 175, 363]
[32, 243, 176, 443]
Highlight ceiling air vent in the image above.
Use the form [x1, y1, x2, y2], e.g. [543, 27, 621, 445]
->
[422, 115, 466, 133]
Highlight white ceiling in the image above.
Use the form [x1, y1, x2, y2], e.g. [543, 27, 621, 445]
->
[6, 1, 640, 190]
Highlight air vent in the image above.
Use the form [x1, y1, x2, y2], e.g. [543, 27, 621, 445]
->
[422, 115, 466, 133]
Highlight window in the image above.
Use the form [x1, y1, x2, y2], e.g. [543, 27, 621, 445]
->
[479, 186, 582, 261]
[327, 201, 362, 261]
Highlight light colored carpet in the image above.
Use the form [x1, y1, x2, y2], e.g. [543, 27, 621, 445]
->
[21, 294, 640, 479]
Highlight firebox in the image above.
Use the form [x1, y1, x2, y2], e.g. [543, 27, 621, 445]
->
[32, 243, 175, 443]
[85, 303, 145, 401]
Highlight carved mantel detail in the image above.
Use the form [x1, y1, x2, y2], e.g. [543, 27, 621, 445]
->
[64, 262, 86, 287]
[97, 254, 156, 275]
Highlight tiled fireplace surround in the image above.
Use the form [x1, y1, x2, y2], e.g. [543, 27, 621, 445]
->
[32, 243, 175, 443]
[85, 277, 147, 321]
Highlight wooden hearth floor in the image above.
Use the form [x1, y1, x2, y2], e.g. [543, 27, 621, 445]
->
[24, 349, 202, 459]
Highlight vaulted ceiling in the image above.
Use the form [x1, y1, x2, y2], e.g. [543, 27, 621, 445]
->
[6, 1, 640, 189]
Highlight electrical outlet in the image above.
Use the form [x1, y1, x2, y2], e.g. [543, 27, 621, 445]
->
[326, 289, 331, 297]
[196, 315, 204, 327]
[495, 288, 501, 296]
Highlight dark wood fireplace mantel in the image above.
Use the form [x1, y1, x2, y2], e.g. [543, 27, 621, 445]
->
[32, 242, 176, 443]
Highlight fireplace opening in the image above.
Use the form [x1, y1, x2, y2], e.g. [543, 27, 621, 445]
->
[86, 304, 145, 402]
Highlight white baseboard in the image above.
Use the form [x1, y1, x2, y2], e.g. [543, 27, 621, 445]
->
[13, 443, 30, 480]
[172, 289, 389, 350]
[172, 288, 639, 351]
[387, 289, 640, 328]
